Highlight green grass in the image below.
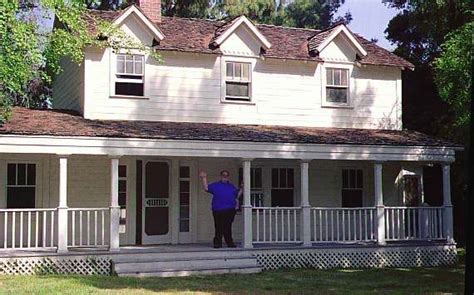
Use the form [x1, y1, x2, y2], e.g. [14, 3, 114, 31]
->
[0, 252, 465, 295]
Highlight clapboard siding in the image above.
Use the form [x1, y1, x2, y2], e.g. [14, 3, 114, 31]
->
[82, 48, 402, 129]
[52, 57, 84, 113]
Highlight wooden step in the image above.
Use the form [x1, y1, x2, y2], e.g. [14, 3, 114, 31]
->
[113, 250, 252, 262]
[114, 257, 258, 273]
[117, 266, 262, 278]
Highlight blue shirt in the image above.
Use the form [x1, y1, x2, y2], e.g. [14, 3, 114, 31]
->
[207, 181, 238, 211]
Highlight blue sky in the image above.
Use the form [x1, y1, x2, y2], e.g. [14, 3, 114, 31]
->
[335, 0, 399, 50]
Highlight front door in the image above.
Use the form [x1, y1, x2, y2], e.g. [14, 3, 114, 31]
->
[142, 161, 171, 244]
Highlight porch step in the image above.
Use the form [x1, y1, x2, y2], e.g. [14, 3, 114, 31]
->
[112, 251, 262, 277]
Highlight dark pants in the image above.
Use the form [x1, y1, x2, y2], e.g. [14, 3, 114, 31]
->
[212, 209, 236, 246]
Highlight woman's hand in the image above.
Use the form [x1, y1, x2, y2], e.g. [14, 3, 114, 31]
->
[199, 170, 207, 178]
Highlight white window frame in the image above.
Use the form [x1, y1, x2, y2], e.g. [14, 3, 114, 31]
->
[6, 162, 38, 208]
[220, 56, 255, 104]
[341, 168, 364, 207]
[110, 50, 147, 99]
[321, 63, 353, 108]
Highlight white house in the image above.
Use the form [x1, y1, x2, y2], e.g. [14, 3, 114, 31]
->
[0, 1, 461, 276]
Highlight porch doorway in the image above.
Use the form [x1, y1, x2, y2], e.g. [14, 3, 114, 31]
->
[142, 161, 171, 244]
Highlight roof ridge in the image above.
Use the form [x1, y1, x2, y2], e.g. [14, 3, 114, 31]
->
[256, 23, 321, 33]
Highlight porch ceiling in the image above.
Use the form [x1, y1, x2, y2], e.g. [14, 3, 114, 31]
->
[0, 108, 460, 161]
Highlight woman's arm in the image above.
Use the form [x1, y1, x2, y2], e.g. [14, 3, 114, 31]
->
[199, 170, 209, 192]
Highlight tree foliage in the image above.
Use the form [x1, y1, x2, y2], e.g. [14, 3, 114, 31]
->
[0, 0, 160, 122]
[434, 22, 473, 128]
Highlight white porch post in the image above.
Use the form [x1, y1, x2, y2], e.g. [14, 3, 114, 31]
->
[442, 163, 454, 243]
[109, 156, 121, 252]
[374, 162, 386, 245]
[57, 155, 69, 253]
[242, 159, 253, 248]
[300, 160, 311, 246]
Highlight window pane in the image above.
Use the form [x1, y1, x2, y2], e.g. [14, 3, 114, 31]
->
[17, 164, 26, 185]
[341, 69, 348, 86]
[326, 68, 333, 85]
[349, 170, 356, 189]
[7, 164, 16, 185]
[287, 169, 294, 188]
[242, 63, 250, 80]
[326, 87, 347, 103]
[271, 189, 294, 207]
[119, 165, 127, 178]
[356, 170, 363, 189]
[226, 82, 249, 97]
[226, 62, 233, 78]
[334, 69, 341, 85]
[116, 58, 125, 74]
[180, 181, 189, 193]
[180, 206, 190, 218]
[342, 190, 363, 207]
[115, 82, 144, 96]
[235, 63, 242, 79]
[119, 180, 127, 192]
[180, 166, 190, 178]
[125, 56, 134, 74]
[180, 193, 190, 205]
[134, 58, 143, 75]
[254, 168, 262, 189]
[7, 187, 35, 208]
[279, 169, 287, 188]
[119, 192, 127, 206]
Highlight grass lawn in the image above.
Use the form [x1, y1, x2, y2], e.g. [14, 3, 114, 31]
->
[0, 251, 465, 294]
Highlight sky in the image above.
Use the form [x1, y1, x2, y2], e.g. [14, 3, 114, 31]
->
[335, 0, 399, 50]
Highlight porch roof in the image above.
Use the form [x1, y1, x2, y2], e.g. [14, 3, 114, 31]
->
[0, 108, 460, 149]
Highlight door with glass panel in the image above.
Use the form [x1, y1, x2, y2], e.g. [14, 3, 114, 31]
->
[142, 161, 171, 244]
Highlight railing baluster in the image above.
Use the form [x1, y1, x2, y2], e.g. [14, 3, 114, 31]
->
[329, 210, 333, 242]
[287, 209, 290, 242]
[293, 209, 297, 241]
[87, 211, 90, 246]
[263, 209, 266, 242]
[102, 210, 105, 245]
[269, 209, 272, 242]
[4, 213, 7, 249]
[19, 212, 23, 248]
[438, 208, 443, 239]
[42, 211, 46, 248]
[79, 211, 83, 246]
[27, 212, 31, 248]
[51, 211, 55, 247]
[280, 210, 284, 242]
[94, 210, 98, 246]
[12, 212, 16, 249]
[35, 211, 39, 248]
[72, 210, 75, 246]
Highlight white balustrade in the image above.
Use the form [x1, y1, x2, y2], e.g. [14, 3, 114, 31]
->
[310, 208, 377, 242]
[0, 209, 57, 250]
[385, 207, 444, 241]
[253, 207, 301, 243]
[68, 208, 109, 248]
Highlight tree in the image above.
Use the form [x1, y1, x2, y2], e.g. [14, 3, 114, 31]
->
[162, 0, 212, 18]
[434, 22, 473, 129]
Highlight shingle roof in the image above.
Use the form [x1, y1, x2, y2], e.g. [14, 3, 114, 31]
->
[84, 7, 413, 68]
[0, 108, 459, 148]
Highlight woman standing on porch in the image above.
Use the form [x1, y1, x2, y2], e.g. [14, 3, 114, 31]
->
[199, 170, 242, 248]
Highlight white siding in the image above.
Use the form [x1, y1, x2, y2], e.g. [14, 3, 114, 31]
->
[76, 16, 403, 129]
[52, 57, 84, 113]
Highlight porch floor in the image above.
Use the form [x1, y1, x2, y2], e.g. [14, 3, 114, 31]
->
[0, 240, 451, 258]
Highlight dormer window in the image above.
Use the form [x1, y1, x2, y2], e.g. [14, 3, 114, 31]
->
[225, 62, 251, 101]
[326, 68, 349, 104]
[115, 54, 144, 97]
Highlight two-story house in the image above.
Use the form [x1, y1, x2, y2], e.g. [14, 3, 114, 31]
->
[0, 1, 461, 276]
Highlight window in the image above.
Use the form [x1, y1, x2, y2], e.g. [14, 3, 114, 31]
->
[342, 169, 363, 207]
[238, 168, 263, 207]
[179, 166, 191, 232]
[7, 163, 36, 208]
[225, 62, 251, 101]
[326, 68, 349, 104]
[118, 165, 127, 233]
[115, 54, 144, 96]
[271, 168, 294, 207]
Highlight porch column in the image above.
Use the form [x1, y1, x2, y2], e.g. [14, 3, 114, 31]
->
[300, 160, 311, 246]
[242, 159, 253, 248]
[374, 162, 386, 245]
[442, 163, 454, 243]
[109, 156, 121, 252]
[57, 155, 69, 253]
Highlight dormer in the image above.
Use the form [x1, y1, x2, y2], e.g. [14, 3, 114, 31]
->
[212, 16, 271, 57]
[308, 24, 366, 63]
[112, 5, 165, 47]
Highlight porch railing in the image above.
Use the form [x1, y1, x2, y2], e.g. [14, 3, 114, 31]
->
[0, 208, 57, 250]
[253, 207, 301, 243]
[68, 208, 109, 248]
[385, 206, 444, 241]
[310, 207, 377, 243]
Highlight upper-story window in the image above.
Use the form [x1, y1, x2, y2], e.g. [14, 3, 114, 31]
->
[115, 54, 144, 97]
[225, 61, 251, 101]
[326, 68, 349, 105]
